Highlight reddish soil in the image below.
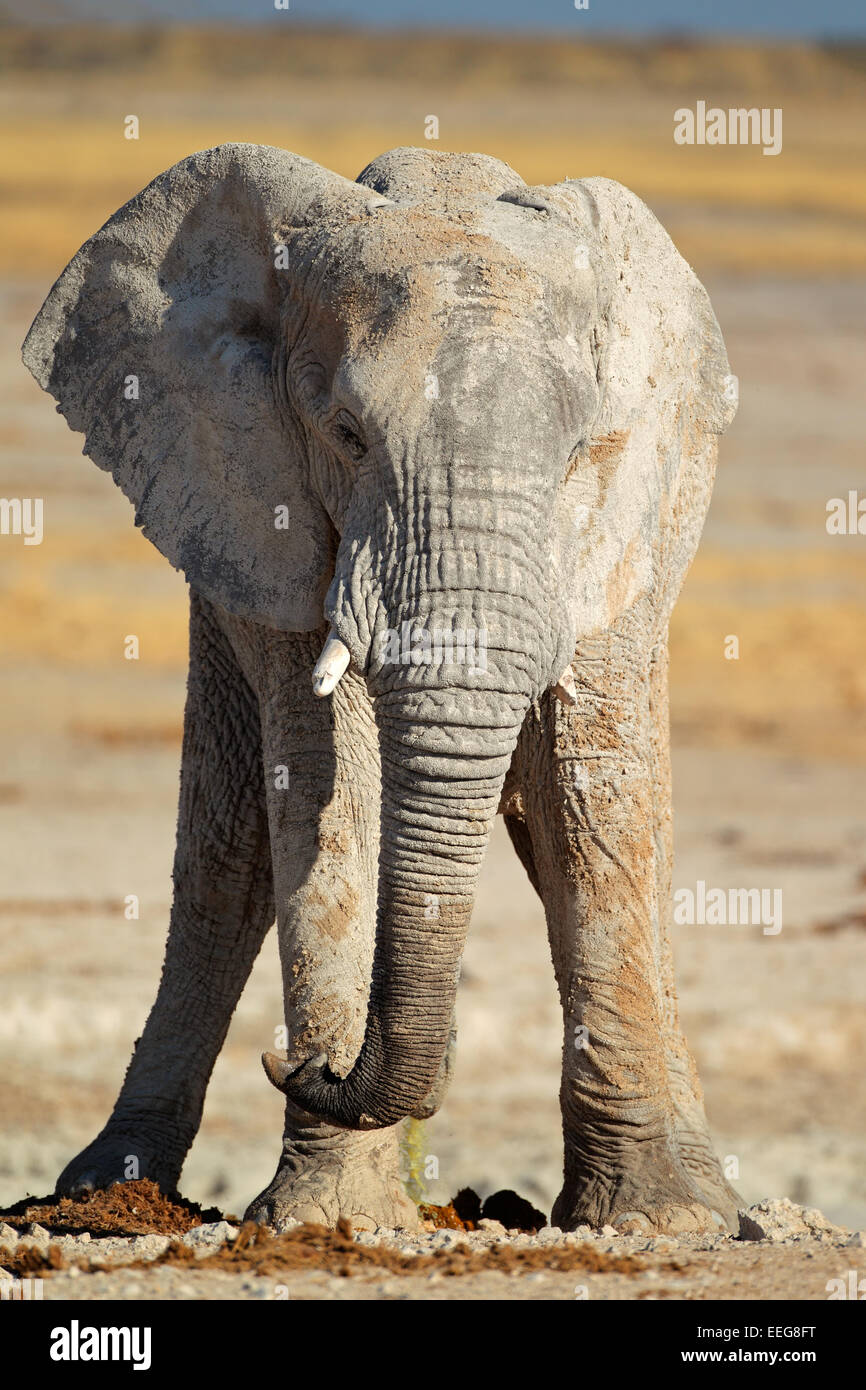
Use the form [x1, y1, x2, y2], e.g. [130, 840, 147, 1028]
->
[0, 1179, 225, 1237]
[5, 1219, 649, 1280]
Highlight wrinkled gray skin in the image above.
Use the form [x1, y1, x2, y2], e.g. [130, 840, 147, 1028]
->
[23, 145, 740, 1234]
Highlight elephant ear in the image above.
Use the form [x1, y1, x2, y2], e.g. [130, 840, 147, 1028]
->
[22, 143, 377, 631]
[542, 176, 738, 641]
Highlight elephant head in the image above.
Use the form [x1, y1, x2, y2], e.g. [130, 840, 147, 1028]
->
[23, 144, 736, 1130]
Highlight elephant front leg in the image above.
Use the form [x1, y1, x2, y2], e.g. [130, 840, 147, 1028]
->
[244, 635, 419, 1232]
[57, 593, 275, 1196]
[648, 639, 741, 1229]
[520, 646, 724, 1236]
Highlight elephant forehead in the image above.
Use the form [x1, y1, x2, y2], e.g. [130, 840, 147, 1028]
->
[312, 207, 547, 334]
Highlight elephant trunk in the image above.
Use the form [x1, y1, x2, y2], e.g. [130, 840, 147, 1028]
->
[268, 650, 532, 1129]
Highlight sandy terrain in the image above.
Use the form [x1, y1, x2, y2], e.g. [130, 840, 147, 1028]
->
[0, 30, 864, 1299]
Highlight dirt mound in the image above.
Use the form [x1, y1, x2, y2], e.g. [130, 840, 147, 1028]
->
[420, 1186, 482, 1230]
[480, 1190, 547, 1232]
[0, 1179, 225, 1237]
[420, 1187, 546, 1232]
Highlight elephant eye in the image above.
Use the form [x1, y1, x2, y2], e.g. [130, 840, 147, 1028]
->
[331, 409, 367, 462]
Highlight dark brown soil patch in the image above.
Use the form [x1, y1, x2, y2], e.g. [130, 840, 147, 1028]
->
[421, 1187, 546, 1233]
[419, 1187, 483, 1230]
[6, 1221, 650, 1281]
[0, 1179, 225, 1237]
[119, 1220, 649, 1279]
[3, 1243, 66, 1276]
[452, 1187, 483, 1227]
[481, 1189, 547, 1232]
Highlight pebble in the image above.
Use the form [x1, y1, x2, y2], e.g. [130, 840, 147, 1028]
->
[536, 1225, 563, 1244]
[129, 1234, 172, 1259]
[181, 1221, 239, 1250]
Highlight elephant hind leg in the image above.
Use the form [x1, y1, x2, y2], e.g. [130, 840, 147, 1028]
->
[57, 591, 275, 1197]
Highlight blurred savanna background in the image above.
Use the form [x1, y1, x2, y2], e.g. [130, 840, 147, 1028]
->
[1, 1, 865, 1233]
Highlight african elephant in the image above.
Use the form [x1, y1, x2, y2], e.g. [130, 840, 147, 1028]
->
[23, 144, 739, 1234]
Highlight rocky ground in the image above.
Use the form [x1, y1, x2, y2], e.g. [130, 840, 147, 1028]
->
[1, 1189, 863, 1302]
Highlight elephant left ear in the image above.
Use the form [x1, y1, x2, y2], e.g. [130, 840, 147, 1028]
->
[542, 176, 738, 640]
[21, 144, 371, 632]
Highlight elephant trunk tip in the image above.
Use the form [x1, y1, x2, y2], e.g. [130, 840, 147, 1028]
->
[260, 1050, 385, 1131]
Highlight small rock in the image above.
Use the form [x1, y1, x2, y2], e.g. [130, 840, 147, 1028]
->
[536, 1226, 563, 1244]
[477, 1218, 506, 1235]
[846, 1232, 866, 1248]
[429, 1230, 466, 1250]
[738, 1198, 847, 1245]
[23, 1222, 50, 1244]
[600, 1224, 618, 1237]
[130, 1234, 171, 1259]
[181, 1221, 239, 1249]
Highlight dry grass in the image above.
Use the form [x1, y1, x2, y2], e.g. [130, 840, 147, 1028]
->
[1, 27, 865, 273]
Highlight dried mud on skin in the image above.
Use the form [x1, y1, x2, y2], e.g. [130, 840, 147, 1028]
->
[0, 1178, 225, 1237]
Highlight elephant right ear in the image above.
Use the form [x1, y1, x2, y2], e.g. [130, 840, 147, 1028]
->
[22, 143, 375, 631]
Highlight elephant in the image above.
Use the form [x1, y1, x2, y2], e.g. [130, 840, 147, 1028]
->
[22, 143, 740, 1235]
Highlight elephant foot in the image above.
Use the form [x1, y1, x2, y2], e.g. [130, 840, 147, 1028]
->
[609, 1202, 725, 1236]
[56, 1120, 186, 1197]
[245, 1110, 419, 1233]
[677, 1133, 742, 1233]
[553, 1141, 728, 1236]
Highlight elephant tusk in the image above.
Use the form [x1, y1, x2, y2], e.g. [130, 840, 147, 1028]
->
[312, 630, 351, 697]
[261, 1051, 293, 1091]
[262, 1049, 328, 1093]
[552, 665, 578, 706]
